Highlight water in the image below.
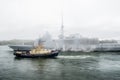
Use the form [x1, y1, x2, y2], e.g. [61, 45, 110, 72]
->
[0, 46, 120, 80]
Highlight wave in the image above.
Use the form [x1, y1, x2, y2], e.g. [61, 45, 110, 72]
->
[57, 55, 92, 59]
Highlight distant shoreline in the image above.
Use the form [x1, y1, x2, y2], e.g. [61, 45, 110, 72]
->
[0, 39, 34, 45]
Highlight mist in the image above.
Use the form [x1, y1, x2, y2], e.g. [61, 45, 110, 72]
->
[0, 0, 120, 40]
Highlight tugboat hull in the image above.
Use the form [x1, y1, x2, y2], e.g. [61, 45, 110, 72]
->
[14, 51, 60, 58]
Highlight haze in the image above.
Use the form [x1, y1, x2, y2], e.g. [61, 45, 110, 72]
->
[0, 0, 120, 40]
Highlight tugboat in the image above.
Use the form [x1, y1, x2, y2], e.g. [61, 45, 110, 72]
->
[14, 45, 60, 58]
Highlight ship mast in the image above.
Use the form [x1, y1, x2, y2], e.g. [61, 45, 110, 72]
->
[61, 14, 64, 40]
[60, 0, 65, 51]
[61, 0, 64, 39]
[61, 14, 65, 51]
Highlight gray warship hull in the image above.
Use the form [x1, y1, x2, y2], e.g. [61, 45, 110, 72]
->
[9, 45, 34, 51]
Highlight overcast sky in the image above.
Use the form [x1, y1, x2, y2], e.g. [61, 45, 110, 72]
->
[0, 0, 120, 40]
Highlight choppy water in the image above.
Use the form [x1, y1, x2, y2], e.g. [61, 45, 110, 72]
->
[0, 46, 120, 80]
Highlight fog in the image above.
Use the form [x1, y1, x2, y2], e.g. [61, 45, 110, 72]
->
[0, 0, 120, 40]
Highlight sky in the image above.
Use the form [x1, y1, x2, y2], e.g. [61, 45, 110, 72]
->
[0, 0, 120, 40]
